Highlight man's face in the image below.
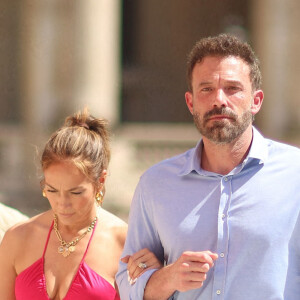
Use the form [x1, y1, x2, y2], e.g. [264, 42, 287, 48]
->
[185, 56, 263, 144]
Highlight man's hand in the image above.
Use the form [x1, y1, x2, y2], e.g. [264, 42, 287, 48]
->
[144, 250, 218, 300]
[167, 250, 218, 292]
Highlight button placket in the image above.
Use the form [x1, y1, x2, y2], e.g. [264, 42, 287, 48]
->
[212, 176, 232, 300]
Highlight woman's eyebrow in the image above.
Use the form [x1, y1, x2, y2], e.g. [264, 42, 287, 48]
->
[44, 182, 85, 191]
[68, 186, 85, 192]
[44, 182, 56, 190]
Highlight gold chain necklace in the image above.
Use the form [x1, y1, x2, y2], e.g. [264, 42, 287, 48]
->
[53, 214, 97, 257]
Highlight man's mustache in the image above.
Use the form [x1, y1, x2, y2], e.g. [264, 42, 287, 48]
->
[203, 107, 237, 122]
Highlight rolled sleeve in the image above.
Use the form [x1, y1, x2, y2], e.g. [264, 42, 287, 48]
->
[116, 177, 164, 299]
[116, 263, 158, 300]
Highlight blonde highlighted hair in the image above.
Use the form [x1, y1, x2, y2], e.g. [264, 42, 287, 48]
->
[41, 109, 110, 186]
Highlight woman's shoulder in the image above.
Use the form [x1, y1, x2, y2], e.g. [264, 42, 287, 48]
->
[97, 208, 127, 245]
[98, 207, 127, 227]
[1, 211, 52, 249]
[0, 211, 53, 277]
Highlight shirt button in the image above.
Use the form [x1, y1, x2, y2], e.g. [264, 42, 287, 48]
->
[216, 290, 221, 295]
[222, 214, 226, 219]
[220, 253, 225, 258]
[224, 177, 228, 181]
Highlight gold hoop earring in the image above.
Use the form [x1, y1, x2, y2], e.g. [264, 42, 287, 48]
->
[95, 191, 104, 206]
[42, 190, 46, 198]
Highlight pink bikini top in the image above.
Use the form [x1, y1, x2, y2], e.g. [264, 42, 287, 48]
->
[15, 220, 120, 300]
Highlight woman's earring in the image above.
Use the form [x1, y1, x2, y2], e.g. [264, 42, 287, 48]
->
[42, 190, 46, 198]
[95, 191, 104, 206]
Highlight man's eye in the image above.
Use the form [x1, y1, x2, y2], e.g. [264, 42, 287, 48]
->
[47, 190, 57, 193]
[202, 87, 212, 92]
[227, 86, 240, 91]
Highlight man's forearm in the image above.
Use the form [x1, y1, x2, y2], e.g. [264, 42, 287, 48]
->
[143, 250, 218, 299]
[144, 265, 175, 300]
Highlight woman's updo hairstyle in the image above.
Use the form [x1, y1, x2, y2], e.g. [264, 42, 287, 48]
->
[41, 109, 110, 186]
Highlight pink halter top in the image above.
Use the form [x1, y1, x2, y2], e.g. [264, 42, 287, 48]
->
[15, 220, 120, 300]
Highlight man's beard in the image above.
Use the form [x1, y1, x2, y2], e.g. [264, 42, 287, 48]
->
[193, 107, 253, 144]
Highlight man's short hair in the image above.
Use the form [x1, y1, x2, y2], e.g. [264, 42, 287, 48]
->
[186, 34, 262, 92]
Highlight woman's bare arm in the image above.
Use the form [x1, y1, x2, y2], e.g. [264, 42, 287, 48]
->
[0, 227, 19, 300]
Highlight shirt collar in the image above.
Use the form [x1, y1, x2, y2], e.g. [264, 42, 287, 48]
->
[179, 126, 269, 176]
[179, 139, 205, 176]
[247, 126, 269, 164]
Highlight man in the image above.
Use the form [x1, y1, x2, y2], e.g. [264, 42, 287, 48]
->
[116, 34, 300, 300]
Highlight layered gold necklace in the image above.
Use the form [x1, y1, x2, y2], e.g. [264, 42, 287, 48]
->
[53, 214, 97, 257]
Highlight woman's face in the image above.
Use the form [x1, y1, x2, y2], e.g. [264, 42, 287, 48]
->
[43, 161, 98, 226]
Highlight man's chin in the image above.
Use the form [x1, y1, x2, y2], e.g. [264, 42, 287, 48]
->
[202, 126, 243, 144]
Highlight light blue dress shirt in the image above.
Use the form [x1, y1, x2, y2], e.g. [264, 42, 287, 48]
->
[116, 127, 300, 300]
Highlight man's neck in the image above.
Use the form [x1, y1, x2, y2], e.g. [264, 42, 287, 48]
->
[201, 127, 253, 175]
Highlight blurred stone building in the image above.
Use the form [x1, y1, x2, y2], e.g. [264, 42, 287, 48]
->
[0, 0, 299, 220]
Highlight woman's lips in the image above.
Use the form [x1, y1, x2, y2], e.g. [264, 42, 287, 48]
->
[58, 212, 75, 218]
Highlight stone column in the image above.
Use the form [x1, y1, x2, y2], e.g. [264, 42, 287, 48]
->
[19, 0, 121, 130]
[17, 1, 61, 195]
[19, 0, 59, 132]
[74, 0, 121, 126]
[251, 0, 300, 140]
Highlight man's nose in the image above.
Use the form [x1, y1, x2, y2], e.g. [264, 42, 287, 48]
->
[213, 89, 228, 107]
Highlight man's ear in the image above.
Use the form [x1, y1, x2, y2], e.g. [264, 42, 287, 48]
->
[251, 90, 264, 115]
[185, 91, 194, 115]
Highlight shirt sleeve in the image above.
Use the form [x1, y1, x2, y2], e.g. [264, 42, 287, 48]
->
[115, 176, 165, 300]
[284, 213, 300, 299]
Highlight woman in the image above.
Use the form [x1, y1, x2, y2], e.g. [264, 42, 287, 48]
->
[0, 110, 161, 300]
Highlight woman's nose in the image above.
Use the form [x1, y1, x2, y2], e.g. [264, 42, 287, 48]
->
[58, 195, 72, 208]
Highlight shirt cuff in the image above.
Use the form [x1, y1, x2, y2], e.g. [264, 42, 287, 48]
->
[128, 268, 158, 299]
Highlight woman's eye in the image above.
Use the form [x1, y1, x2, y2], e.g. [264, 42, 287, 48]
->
[47, 190, 57, 193]
[71, 192, 82, 195]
